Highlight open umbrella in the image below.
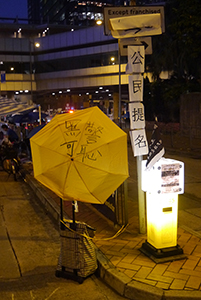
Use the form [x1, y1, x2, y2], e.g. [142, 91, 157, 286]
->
[30, 107, 129, 220]
[30, 107, 129, 281]
[27, 123, 46, 139]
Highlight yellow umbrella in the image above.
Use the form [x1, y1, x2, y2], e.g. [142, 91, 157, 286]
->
[30, 106, 129, 205]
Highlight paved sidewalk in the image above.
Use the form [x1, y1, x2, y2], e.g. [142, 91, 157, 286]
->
[22, 139, 201, 300]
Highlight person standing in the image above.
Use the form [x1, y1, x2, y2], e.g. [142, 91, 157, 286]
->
[1, 124, 19, 143]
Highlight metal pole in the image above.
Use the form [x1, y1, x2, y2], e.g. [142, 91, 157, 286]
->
[38, 104, 42, 125]
[29, 40, 33, 105]
[118, 41, 122, 128]
[137, 155, 146, 233]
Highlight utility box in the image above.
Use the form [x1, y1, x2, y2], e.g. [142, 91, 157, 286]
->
[140, 158, 185, 262]
[146, 192, 178, 249]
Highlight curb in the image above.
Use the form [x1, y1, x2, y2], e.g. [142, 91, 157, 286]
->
[25, 173, 201, 300]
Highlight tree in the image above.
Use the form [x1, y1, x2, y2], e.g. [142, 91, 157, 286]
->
[145, 0, 201, 122]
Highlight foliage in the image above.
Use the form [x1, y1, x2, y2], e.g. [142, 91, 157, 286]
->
[145, 0, 201, 122]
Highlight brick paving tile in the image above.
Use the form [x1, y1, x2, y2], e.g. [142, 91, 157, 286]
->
[167, 259, 186, 272]
[179, 268, 201, 277]
[186, 275, 201, 289]
[116, 261, 141, 271]
[110, 244, 125, 252]
[124, 240, 144, 249]
[177, 228, 185, 234]
[95, 239, 114, 245]
[150, 264, 169, 275]
[132, 256, 156, 268]
[99, 240, 118, 246]
[183, 243, 197, 255]
[197, 259, 201, 267]
[119, 248, 141, 255]
[170, 279, 186, 290]
[134, 278, 157, 286]
[134, 266, 152, 279]
[98, 245, 115, 253]
[124, 269, 137, 279]
[189, 236, 201, 243]
[164, 271, 189, 281]
[178, 233, 192, 244]
[121, 253, 138, 264]
[193, 245, 201, 256]
[120, 233, 139, 240]
[147, 273, 173, 284]
[195, 266, 201, 272]
[134, 254, 155, 263]
[187, 254, 201, 261]
[110, 256, 123, 266]
[104, 250, 126, 257]
[182, 257, 200, 269]
[135, 253, 159, 263]
[185, 240, 200, 249]
[106, 255, 113, 260]
[112, 237, 131, 244]
[132, 257, 156, 268]
[156, 282, 171, 290]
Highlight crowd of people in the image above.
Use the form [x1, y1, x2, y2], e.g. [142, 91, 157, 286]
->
[0, 122, 42, 159]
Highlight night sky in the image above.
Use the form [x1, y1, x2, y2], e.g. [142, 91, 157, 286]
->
[0, 0, 28, 19]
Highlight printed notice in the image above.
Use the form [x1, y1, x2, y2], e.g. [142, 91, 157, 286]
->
[161, 163, 180, 194]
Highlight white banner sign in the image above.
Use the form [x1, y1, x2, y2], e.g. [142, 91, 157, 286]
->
[130, 129, 148, 157]
[126, 46, 145, 74]
[128, 74, 144, 101]
[129, 102, 145, 129]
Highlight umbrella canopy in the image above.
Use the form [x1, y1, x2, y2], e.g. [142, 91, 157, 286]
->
[30, 107, 129, 204]
[27, 124, 46, 139]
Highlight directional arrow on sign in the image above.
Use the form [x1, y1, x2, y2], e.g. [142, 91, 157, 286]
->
[118, 37, 152, 56]
[109, 13, 162, 39]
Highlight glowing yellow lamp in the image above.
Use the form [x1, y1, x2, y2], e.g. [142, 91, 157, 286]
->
[146, 192, 178, 249]
[141, 158, 184, 250]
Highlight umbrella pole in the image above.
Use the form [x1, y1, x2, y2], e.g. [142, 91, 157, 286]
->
[72, 201, 76, 224]
[70, 201, 77, 231]
[60, 198, 65, 230]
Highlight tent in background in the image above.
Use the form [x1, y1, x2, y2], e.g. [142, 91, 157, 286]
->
[0, 96, 37, 119]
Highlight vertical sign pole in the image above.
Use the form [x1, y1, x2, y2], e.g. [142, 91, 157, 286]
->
[137, 153, 146, 233]
[137, 45, 146, 234]
[129, 0, 146, 234]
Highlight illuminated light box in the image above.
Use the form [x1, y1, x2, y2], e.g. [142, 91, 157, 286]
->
[146, 192, 178, 249]
[141, 158, 184, 194]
